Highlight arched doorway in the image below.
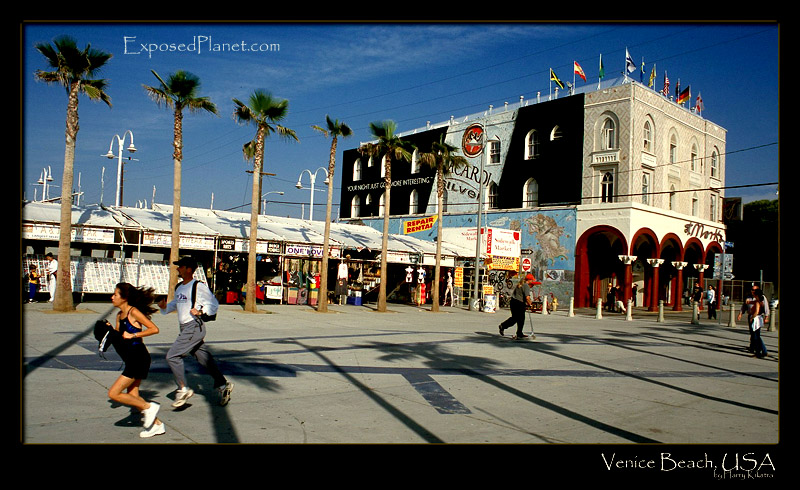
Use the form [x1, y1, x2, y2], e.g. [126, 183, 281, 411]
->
[574, 226, 628, 308]
[631, 229, 658, 310]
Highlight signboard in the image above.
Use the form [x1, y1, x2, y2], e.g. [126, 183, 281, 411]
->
[486, 256, 519, 271]
[265, 285, 282, 299]
[143, 232, 216, 250]
[521, 257, 532, 272]
[713, 253, 734, 280]
[461, 123, 485, 157]
[22, 223, 115, 244]
[454, 267, 463, 287]
[442, 227, 521, 257]
[485, 228, 521, 257]
[403, 216, 437, 234]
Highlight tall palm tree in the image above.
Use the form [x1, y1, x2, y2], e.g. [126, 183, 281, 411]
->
[312, 115, 352, 313]
[144, 70, 217, 299]
[34, 35, 112, 311]
[359, 121, 413, 312]
[233, 90, 298, 313]
[419, 134, 468, 312]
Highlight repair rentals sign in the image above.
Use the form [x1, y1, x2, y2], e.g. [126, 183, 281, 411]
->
[403, 215, 437, 234]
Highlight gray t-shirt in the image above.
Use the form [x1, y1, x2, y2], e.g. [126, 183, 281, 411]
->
[511, 280, 531, 303]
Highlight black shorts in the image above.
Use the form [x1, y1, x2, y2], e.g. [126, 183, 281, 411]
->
[120, 343, 152, 380]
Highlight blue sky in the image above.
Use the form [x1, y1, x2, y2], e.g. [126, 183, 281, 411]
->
[22, 21, 779, 219]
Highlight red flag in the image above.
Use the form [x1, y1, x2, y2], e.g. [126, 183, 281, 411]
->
[574, 61, 586, 82]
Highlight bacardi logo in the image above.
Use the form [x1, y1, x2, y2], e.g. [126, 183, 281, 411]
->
[461, 124, 484, 157]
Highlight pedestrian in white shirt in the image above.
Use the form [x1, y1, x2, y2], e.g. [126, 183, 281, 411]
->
[45, 253, 57, 302]
[158, 256, 233, 408]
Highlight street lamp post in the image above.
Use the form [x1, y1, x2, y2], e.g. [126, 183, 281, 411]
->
[261, 191, 284, 215]
[37, 166, 54, 201]
[296, 167, 329, 221]
[103, 130, 137, 207]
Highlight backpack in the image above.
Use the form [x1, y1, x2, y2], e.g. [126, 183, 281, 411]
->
[177, 280, 217, 322]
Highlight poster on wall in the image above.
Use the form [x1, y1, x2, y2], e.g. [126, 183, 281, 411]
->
[22, 255, 206, 295]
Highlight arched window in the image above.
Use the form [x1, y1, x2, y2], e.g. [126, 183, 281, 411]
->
[602, 119, 616, 150]
[601, 172, 614, 203]
[489, 140, 501, 164]
[409, 189, 419, 214]
[523, 178, 539, 208]
[353, 159, 362, 181]
[365, 193, 372, 215]
[691, 192, 699, 217]
[487, 182, 499, 209]
[642, 174, 650, 205]
[550, 125, 563, 141]
[379, 191, 386, 217]
[525, 130, 539, 160]
[691, 144, 699, 172]
[710, 149, 719, 178]
[351, 195, 361, 217]
[380, 156, 387, 179]
[643, 120, 653, 153]
[411, 149, 420, 174]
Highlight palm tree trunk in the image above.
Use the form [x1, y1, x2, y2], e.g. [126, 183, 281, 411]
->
[377, 157, 391, 312]
[317, 137, 337, 313]
[53, 82, 80, 311]
[431, 167, 445, 312]
[245, 128, 266, 313]
[168, 108, 183, 301]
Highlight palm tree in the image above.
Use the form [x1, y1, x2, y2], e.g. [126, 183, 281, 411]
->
[34, 35, 112, 311]
[419, 134, 468, 312]
[233, 90, 298, 313]
[312, 116, 352, 313]
[359, 121, 413, 312]
[144, 70, 218, 300]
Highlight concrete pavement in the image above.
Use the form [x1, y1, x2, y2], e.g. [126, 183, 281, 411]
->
[21, 300, 779, 445]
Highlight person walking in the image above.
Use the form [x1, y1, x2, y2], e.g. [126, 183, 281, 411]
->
[158, 256, 233, 408]
[706, 285, 717, 319]
[104, 282, 165, 438]
[498, 273, 536, 340]
[738, 286, 769, 358]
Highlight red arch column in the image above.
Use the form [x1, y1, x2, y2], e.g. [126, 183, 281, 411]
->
[646, 259, 664, 311]
[672, 261, 688, 311]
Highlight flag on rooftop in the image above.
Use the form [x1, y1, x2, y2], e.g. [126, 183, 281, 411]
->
[662, 71, 670, 96]
[695, 92, 705, 113]
[550, 68, 565, 89]
[626, 49, 636, 74]
[598, 54, 605, 79]
[574, 61, 586, 82]
[677, 85, 691, 105]
[649, 64, 657, 88]
[640, 58, 645, 83]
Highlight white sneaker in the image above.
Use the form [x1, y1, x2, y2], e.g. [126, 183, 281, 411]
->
[139, 421, 165, 438]
[218, 382, 233, 406]
[172, 387, 194, 408]
[141, 402, 160, 428]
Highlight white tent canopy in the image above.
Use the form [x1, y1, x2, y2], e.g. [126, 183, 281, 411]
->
[22, 201, 473, 257]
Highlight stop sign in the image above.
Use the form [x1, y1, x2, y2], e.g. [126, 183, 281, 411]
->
[521, 257, 531, 272]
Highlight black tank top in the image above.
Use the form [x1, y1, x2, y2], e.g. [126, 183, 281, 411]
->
[119, 311, 144, 346]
